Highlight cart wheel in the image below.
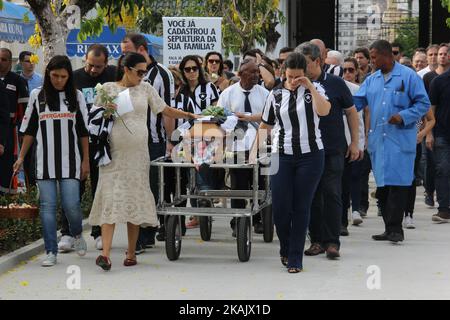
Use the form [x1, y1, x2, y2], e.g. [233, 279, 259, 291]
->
[199, 216, 212, 241]
[165, 215, 182, 261]
[262, 205, 274, 243]
[237, 217, 251, 262]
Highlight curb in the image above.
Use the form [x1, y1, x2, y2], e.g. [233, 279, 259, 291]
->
[0, 219, 91, 275]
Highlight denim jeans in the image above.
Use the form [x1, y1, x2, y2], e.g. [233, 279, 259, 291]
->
[434, 137, 450, 212]
[310, 152, 345, 249]
[37, 179, 83, 255]
[271, 151, 324, 269]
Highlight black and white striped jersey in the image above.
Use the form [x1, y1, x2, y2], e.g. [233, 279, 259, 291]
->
[262, 83, 327, 155]
[173, 92, 197, 130]
[188, 82, 220, 113]
[143, 58, 175, 144]
[19, 88, 89, 180]
[324, 63, 344, 77]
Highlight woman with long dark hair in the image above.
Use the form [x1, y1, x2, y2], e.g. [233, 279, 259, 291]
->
[88, 52, 198, 271]
[14, 55, 90, 267]
[179, 55, 219, 113]
[204, 51, 230, 93]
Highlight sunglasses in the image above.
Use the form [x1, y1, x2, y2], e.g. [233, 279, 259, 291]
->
[184, 66, 199, 73]
[392, 51, 400, 55]
[343, 67, 355, 73]
[130, 67, 147, 77]
[208, 59, 221, 64]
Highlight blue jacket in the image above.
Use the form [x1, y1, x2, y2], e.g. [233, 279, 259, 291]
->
[353, 62, 430, 186]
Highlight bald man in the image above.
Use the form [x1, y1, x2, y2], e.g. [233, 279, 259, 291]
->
[310, 39, 344, 77]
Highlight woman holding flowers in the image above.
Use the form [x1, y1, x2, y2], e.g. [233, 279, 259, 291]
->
[89, 52, 198, 271]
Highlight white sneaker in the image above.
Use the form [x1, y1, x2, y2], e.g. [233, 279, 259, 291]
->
[41, 253, 57, 267]
[405, 216, 416, 229]
[352, 211, 363, 226]
[74, 235, 87, 256]
[95, 236, 103, 250]
[58, 235, 74, 253]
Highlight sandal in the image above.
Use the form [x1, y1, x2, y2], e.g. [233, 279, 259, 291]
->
[124, 256, 137, 267]
[280, 256, 288, 267]
[287, 267, 302, 274]
[96, 255, 112, 271]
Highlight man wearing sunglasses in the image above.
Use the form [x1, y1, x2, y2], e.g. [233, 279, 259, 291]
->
[121, 33, 176, 249]
[391, 42, 403, 63]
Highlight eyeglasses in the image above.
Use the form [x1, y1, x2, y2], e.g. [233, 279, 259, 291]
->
[23, 60, 31, 64]
[130, 67, 147, 77]
[343, 67, 355, 73]
[392, 51, 400, 56]
[208, 59, 221, 65]
[184, 66, 199, 73]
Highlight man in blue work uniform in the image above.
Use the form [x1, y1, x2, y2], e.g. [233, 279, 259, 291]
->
[353, 40, 430, 243]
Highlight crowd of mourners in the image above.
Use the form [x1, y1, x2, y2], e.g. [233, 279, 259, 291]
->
[0, 32, 449, 274]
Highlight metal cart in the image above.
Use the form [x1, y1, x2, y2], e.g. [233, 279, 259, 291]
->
[151, 157, 273, 262]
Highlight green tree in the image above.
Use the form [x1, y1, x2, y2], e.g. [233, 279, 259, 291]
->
[394, 17, 419, 58]
[442, 0, 450, 28]
[138, 0, 285, 55]
[0, 0, 144, 63]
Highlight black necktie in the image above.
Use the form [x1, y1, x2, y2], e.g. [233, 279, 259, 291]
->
[244, 91, 252, 113]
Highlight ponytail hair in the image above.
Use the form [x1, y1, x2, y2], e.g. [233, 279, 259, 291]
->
[116, 52, 147, 80]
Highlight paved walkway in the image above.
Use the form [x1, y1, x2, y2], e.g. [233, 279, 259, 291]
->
[1, 185, 450, 300]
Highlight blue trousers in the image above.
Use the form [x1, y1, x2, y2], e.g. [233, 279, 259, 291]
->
[271, 151, 324, 269]
[37, 179, 83, 255]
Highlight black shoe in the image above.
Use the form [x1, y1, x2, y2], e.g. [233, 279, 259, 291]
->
[135, 241, 145, 255]
[253, 222, 264, 234]
[156, 232, 165, 242]
[387, 232, 404, 243]
[156, 226, 165, 242]
[372, 232, 389, 241]
[425, 193, 435, 207]
[340, 225, 349, 236]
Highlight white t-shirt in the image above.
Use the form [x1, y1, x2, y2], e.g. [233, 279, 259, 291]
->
[417, 66, 431, 79]
[344, 80, 365, 151]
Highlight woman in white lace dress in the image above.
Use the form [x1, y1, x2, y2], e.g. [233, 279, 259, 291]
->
[89, 53, 198, 271]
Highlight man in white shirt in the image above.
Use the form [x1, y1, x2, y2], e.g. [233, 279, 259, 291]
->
[418, 44, 439, 78]
[218, 59, 269, 235]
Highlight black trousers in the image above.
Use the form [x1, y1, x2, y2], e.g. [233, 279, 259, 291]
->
[359, 150, 372, 213]
[405, 143, 422, 217]
[309, 152, 345, 249]
[376, 186, 409, 234]
[229, 167, 264, 229]
[61, 143, 100, 238]
[341, 157, 363, 227]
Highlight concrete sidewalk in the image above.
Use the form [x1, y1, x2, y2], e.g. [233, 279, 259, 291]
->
[1, 186, 450, 300]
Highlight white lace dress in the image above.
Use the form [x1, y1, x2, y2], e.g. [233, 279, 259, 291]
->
[89, 81, 166, 227]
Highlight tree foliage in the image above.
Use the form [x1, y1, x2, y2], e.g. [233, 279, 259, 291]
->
[442, 0, 450, 28]
[138, 0, 285, 55]
[394, 17, 419, 58]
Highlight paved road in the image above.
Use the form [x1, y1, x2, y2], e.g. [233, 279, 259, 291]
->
[1, 185, 450, 300]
